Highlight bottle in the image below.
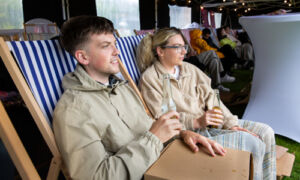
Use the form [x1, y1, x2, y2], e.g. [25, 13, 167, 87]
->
[211, 89, 223, 129]
[161, 74, 176, 115]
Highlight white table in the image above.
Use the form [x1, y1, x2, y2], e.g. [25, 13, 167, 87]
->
[239, 13, 300, 143]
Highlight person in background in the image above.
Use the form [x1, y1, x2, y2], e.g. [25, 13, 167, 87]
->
[53, 15, 226, 180]
[238, 31, 255, 69]
[190, 29, 224, 59]
[202, 28, 219, 49]
[137, 27, 276, 180]
[190, 28, 236, 78]
[217, 27, 238, 49]
[224, 25, 242, 47]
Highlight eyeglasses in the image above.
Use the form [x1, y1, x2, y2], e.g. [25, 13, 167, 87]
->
[162, 44, 189, 53]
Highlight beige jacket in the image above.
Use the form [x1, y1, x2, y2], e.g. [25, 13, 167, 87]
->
[53, 65, 163, 180]
[139, 61, 238, 130]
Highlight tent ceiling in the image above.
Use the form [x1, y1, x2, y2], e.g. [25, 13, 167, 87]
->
[168, 0, 300, 15]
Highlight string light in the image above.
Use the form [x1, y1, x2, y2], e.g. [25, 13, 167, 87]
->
[233, 0, 237, 3]
[219, 7, 223, 11]
[234, 8, 237, 11]
[288, 3, 292, 6]
[200, 6, 204, 10]
[245, 9, 248, 13]
[242, 2, 245, 5]
[248, 7, 251, 11]
[284, 0, 287, 3]
[223, 0, 226, 2]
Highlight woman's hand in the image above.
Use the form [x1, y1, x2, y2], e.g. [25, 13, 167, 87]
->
[229, 126, 259, 138]
[180, 130, 226, 157]
[194, 109, 224, 129]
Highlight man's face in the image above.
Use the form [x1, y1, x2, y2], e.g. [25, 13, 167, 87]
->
[80, 33, 120, 83]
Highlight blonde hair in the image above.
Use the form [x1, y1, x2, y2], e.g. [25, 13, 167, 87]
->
[136, 27, 184, 73]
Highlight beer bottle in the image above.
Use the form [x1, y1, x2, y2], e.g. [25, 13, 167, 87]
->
[212, 89, 223, 129]
[161, 74, 176, 115]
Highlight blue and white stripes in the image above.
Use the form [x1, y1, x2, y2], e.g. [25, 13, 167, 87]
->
[7, 40, 77, 124]
[117, 35, 145, 85]
[6, 35, 145, 124]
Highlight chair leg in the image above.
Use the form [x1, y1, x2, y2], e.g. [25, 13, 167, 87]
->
[46, 156, 61, 180]
[46, 156, 72, 180]
[0, 101, 41, 180]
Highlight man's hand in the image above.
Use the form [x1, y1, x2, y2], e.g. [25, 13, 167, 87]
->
[150, 111, 182, 143]
[194, 109, 224, 129]
[180, 130, 226, 157]
[229, 126, 259, 138]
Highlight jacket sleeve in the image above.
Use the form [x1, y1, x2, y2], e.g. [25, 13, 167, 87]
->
[139, 75, 195, 130]
[53, 104, 163, 180]
[196, 38, 225, 58]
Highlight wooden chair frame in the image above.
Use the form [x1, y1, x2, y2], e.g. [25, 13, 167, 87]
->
[0, 101, 41, 180]
[0, 37, 66, 179]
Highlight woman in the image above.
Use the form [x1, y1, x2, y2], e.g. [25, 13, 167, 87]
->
[137, 27, 276, 180]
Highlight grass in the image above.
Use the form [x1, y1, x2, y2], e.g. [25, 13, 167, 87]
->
[221, 68, 300, 179]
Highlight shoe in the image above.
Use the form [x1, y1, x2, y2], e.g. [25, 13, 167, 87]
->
[217, 85, 230, 92]
[221, 74, 236, 83]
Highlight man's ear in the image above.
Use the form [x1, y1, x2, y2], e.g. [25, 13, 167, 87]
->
[75, 50, 89, 65]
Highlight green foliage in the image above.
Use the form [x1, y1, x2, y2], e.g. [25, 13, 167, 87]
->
[0, 0, 24, 29]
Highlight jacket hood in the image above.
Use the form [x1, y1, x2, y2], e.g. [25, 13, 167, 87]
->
[62, 64, 125, 92]
[190, 29, 202, 41]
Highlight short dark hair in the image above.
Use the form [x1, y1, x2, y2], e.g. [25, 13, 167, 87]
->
[60, 15, 114, 56]
[202, 28, 211, 36]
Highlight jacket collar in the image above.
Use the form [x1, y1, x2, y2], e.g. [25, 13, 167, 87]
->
[64, 64, 126, 92]
[153, 61, 192, 80]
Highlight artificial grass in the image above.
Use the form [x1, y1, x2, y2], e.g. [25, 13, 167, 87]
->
[222, 68, 300, 179]
[276, 135, 300, 180]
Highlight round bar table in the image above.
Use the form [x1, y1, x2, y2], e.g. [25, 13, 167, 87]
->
[239, 14, 300, 142]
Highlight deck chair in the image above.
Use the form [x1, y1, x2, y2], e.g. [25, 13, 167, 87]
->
[0, 100, 40, 180]
[134, 29, 154, 36]
[24, 18, 60, 40]
[0, 37, 75, 179]
[0, 34, 150, 178]
[116, 34, 152, 116]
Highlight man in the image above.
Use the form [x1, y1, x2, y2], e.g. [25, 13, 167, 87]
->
[53, 15, 225, 180]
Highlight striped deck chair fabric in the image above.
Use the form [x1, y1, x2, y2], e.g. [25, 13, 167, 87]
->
[7, 40, 77, 124]
[116, 34, 145, 85]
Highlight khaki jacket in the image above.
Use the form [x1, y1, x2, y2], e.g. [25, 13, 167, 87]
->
[53, 65, 163, 180]
[139, 61, 238, 130]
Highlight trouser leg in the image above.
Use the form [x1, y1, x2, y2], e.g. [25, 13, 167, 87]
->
[238, 120, 276, 180]
[208, 130, 265, 180]
[197, 50, 223, 88]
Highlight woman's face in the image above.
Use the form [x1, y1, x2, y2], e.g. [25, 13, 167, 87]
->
[157, 34, 187, 70]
